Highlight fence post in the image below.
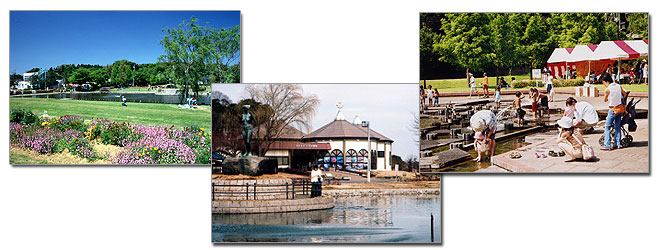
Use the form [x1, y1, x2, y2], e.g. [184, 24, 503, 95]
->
[431, 213, 434, 242]
[245, 182, 249, 200]
[253, 183, 257, 200]
[292, 181, 295, 199]
[286, 184, 289, 199]
[211, 183, 215, 201]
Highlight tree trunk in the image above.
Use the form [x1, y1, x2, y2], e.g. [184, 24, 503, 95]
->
[466, 67, 469, 88]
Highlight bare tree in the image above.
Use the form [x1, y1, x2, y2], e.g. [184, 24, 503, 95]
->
[245, 84, 320, 156]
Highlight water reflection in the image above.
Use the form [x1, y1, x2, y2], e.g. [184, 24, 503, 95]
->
[212, 195, 441, 243]
[13, 92, 211, 105]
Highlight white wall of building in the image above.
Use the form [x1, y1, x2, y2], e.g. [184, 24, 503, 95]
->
[314, 138, 392, 171]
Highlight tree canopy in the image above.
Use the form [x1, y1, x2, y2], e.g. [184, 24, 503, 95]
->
[420, 13, 648, 79]
[159, 16, 241, 100]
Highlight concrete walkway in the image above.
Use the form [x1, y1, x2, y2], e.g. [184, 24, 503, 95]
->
[488, 119, 649, 173]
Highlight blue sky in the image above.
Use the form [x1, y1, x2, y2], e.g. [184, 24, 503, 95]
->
[10, 11, 240, 74]
[214, 84, 420, 159]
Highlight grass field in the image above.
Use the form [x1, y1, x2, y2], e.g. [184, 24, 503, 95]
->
[10, 98, 211, 131]
[554, 84, 649, 92]
[420, 74, 531, 92]
[420, 74, 649, 93]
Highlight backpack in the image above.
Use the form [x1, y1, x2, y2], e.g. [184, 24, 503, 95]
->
[582, 145, 594, 161]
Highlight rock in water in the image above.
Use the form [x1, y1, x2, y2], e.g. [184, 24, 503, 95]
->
[221, 156, 278, 176]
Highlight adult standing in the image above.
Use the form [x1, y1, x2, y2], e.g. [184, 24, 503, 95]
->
[545, 72, 554, 101]
[643, 60, 648, 85]
[310, 166, 323, 198]
[601, 73, 627, 150]
[481, 73, 489, 98]
[426, 85, 434, 107]
[469, 73, 477, 98]
[470, 110, 497, 162]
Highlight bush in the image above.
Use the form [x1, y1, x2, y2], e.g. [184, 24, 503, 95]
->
[551, 78, 585, 87]
[41, 115, 87, 133]
[99, 121, 133, 146]
[10, 109, 39, 125]
[10, 122, 83, 155]
[65, 137, 99, 161]
[511, 79, 534, 88]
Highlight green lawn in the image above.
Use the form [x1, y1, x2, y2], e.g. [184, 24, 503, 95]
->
[420, 74, 531, 92]
[554, 84, 648, 93]
[10, 98, 211, 131]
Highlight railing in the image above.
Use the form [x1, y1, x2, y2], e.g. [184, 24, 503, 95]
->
[212, 179, 312, 201]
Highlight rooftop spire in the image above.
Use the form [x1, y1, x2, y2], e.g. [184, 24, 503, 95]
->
[335, 102, 345, 121]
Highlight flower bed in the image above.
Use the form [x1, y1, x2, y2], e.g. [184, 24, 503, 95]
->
[9, 109, 211, 164]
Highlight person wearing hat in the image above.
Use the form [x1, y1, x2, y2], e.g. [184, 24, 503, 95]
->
[470, 110, 497, 162]
[556, 116, 587, 162]
[469, 73, 477, 98]
[642, 59, 648, 85]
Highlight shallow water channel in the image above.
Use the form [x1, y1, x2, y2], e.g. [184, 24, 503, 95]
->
[212, 195, 441, 243]
[12, 92, 211, 105]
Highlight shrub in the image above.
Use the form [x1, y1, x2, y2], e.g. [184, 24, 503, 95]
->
[47, 115, 87, 133]
[10, 122, 83, 154]
[98, 121, 133, 146]
[511, 79, 534, 88]
[65, 137, 98, 161]
[10, 109, 39, 125]
[551, 78, 585, 87]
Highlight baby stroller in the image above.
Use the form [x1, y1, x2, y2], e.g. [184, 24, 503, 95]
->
[599, 91, 641, 148]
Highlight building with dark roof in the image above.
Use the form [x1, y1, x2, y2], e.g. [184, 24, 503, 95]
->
[265, 103, 393, 171]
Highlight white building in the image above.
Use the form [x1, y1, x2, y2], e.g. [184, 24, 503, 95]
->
[264, 105, 393, 171]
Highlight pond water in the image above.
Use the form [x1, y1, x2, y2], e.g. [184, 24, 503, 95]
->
[442, 136, 530, 172]
[212, 195, 441, 243]
[12, 92, 211, 105]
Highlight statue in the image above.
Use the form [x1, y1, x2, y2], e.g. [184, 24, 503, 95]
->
[221, 104, 277, 176]
[241, 105, 253, 156]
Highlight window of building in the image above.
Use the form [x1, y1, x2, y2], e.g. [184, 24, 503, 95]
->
[378, 151, 385, 157]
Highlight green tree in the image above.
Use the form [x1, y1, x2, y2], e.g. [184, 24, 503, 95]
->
[89, 68, 109, 87]
[521, 14, 552, 70]
[207, 26, 240, 83]
[10, 72, 22, 89]
[159, 16, 212, 101]
[626, 13, 648, 39]
[109, 60, 136, 87]
[68, 68, 92, 85]
[489, 13, 519, 76]
[434, 13, 495, 83]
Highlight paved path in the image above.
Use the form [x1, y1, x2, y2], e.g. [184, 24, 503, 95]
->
[488, 119, 649, 173]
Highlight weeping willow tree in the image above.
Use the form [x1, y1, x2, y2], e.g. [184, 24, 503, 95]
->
[245, 84, 320, 156]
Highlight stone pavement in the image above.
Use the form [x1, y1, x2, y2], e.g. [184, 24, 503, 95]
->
[487, 119, 649, 173]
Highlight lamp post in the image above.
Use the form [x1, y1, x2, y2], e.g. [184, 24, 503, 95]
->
[361, 120, 371, 182]
[132, 65, 135, 87]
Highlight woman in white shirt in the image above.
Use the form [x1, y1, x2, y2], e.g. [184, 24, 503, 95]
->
[310, 166, 323, 197]
[601, 73, 627, 150]
[565, 97, 598, 135]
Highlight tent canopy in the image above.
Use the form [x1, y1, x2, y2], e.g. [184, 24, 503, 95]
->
[566, 45, 598, 62]
[592, 40, 646, 60]
[547, 48, 572, 63]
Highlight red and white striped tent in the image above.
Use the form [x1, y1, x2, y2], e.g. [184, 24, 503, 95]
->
[546, 48, 573, 78]
[547, 40, 648, 79]
[592, 40, 648, 80]
[592, 40, 647, 60]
